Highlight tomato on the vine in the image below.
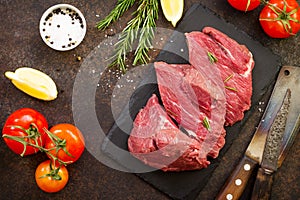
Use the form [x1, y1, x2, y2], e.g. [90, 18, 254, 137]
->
[45, 123, 85, 165]
[259, 0, 300, 38]
[228, 0, 261, 11]
[35, 160, 69, 193]
[2, 108, 48, 156]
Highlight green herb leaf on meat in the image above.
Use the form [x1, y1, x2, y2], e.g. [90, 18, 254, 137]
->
[207, 51, 218, 63]
[203, 116, 211, 131]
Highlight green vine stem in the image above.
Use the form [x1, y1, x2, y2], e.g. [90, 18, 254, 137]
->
[260, 0, 300, 36]
[39, 161, 62, 180]
[2, 123, 73, 166]
[2, 124, 42, 156]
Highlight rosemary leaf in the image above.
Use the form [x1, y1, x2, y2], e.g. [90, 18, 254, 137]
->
[208, 51, 218, 63]
[96, 0, 136, 30]
[225, 86, 238, 92]
[203, 117, 211, 131]
[224, 74, 234, 83]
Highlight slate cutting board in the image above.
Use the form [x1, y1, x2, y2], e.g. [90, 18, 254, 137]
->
[102, 3, 281, 200]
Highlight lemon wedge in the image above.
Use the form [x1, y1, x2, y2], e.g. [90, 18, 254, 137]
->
[5, 67, 58, 101]
[160, 0, 184, 27]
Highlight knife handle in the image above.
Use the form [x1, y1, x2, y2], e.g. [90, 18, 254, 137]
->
[251, 168, 274, 200]
[216, 155, 257, 200]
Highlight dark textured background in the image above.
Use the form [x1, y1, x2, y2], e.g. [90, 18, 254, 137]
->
[0, 0, 299, 199]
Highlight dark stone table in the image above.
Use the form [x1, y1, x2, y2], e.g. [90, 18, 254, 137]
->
[0, 0, 299, 199]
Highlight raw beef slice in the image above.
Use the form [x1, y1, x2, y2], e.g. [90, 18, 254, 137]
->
[185, 27, 254, 125]
[128, 94, 210, 171]
[154, 61, 226, 160]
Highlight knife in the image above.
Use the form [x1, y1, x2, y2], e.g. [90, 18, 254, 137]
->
[251, 71, 300, 199]
[216, 66, 300, 200]
[251, 89, 290, 200]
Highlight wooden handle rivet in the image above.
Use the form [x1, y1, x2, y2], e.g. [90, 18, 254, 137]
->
[235, 179, 242, 186]
[243, 163, 251, 171]
[226, 193, 233, 200]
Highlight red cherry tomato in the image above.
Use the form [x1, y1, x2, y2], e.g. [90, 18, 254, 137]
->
[44, 123, 85, 165]
[2, 108, 48, 156]
[228, 0, 261, 11]
[35, 160, 69, 193]
[259, 0, 300, 38]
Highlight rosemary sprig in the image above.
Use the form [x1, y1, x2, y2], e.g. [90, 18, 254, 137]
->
[96, 0, 158, 72]
[133, 0, 158, 65]
[96, 0, 136, 30]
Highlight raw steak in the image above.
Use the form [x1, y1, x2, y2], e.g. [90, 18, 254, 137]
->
[128, 94, 210, 171]
[185, 27, 254, 125]
[128, 27, 254, 172]
[154, 62, 226, 159]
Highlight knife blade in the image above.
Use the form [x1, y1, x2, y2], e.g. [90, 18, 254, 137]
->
[251, 67, 300, 200]
[216, 66, 300, 200]
[251, 89, 291, 200]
